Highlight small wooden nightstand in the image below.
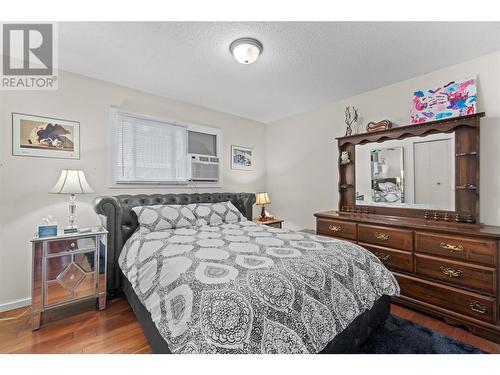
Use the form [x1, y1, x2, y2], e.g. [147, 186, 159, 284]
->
[31, 226, 108, 330]
[253, 218, 284, 229]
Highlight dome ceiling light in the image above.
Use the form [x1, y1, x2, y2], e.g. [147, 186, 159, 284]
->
[229, 38, 263, 64]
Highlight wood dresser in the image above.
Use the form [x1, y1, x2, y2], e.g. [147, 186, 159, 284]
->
[314, 211, 500, 343]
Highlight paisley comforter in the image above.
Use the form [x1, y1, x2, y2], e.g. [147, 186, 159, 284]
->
[118, 221, 399, 354]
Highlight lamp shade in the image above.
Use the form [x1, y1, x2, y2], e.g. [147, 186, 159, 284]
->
[50, 169, 94, 194]
[255, 192, 271, 206]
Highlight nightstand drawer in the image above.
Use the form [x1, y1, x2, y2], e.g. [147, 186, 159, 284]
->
[317, 218, 357, 240]
[46, 237, 96, 255]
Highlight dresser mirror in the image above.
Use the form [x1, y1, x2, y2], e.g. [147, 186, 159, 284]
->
[355, 133, 455, 211]
[337, 113, 483, 222]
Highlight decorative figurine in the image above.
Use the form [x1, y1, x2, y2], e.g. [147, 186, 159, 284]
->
[366, 119, 392, 133]
[340, 151, 351, 165]
[344, 106, 359, 136]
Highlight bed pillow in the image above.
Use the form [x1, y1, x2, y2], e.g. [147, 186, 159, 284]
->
[378, 181, 398, 192]
[189, 201, 247, 226]
[132, 204, 198, 232]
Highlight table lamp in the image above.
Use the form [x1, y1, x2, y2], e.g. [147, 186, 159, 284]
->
[255, 192, 271, 221]
[50, 169, 94, 233]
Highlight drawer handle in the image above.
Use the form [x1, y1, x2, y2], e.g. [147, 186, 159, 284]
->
[439, 242, 464, 252]
[469, 301, 487, 314]
[374, 232, 390, 241]
[328, 225, 341, 232]
[375, 251, 391, 261]
[70, 242, 76, 248]
[439, 266, 463, 278]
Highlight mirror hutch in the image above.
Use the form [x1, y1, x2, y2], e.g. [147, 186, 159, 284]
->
[315, 112, 500, 343]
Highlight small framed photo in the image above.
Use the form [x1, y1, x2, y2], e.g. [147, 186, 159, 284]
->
[231, 145, 253, 171]
[12, 113, 80, 159]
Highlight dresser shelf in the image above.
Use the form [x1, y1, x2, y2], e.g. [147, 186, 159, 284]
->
[456, 152, 478, 157]
[456, 185, 478, 190]
[339, 184, 354, 189]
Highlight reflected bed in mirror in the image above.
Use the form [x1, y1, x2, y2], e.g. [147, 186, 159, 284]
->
[355, 133, 455, 211]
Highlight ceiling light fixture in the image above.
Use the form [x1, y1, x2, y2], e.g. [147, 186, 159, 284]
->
[229, 38, 263, 64]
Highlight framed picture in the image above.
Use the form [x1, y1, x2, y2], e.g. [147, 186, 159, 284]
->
[12, 113, 80, 159]
[410, 77, 477, 124]
[231, 145, 253, 171]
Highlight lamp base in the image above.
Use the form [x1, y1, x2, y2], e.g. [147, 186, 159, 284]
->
[65, 194, 78, 234]
[260, 205, 267, 221]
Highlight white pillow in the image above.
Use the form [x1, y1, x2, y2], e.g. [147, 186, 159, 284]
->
[190, 201, 247, 226]
[132, 204, 197, 232]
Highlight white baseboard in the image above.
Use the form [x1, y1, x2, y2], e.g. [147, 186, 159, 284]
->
[0, 297, 31, 313]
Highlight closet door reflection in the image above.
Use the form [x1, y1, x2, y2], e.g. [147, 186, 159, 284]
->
[414, 139, 454, 210]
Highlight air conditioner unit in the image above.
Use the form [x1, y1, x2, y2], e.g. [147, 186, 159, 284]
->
[188, 154, 220, 182]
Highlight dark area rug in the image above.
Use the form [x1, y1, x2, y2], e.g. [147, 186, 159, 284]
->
[360, 314, 485, 354]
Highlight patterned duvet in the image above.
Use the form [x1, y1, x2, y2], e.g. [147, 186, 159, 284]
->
[119, 220, 399, 353]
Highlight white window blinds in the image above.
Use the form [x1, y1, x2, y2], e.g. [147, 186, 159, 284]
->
[114, 112, 188, 183]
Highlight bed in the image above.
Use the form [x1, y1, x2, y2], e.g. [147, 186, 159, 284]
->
[372, 178, 403, 203]
[94, 193, 399, 353]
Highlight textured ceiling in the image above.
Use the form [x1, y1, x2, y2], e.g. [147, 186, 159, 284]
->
[59, 22, 500, 123]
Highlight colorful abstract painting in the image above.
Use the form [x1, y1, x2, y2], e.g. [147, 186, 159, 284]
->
[410, 78, 477, 124]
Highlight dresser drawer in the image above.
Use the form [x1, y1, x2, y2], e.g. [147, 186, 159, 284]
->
[358, 224, 413, 251]
[396, 273, 496, 324]
[360, 243, 413, 273]
[46, 237, 96, 255]
[316, 218, 357, 240]
[415, 254, 496, 295]
[415, 232, 497, 266]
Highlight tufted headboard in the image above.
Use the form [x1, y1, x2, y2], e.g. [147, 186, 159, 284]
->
[94, 192, 256, 297]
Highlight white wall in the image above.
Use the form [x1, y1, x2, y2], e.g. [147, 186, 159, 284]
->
[0, 70, 266, 310]
[265, 52, 500, 230]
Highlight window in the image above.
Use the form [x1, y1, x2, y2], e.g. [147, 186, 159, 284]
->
[113, 111, 188, 184]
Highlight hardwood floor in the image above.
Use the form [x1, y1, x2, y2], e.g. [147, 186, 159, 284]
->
[0, 299, 151, 354]
[1, 298, 499, 353]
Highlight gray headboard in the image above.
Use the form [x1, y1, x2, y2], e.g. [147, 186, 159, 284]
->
[94, 192, 256, 297]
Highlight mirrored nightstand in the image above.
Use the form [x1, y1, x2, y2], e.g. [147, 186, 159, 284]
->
[31, 226, 108, 330]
